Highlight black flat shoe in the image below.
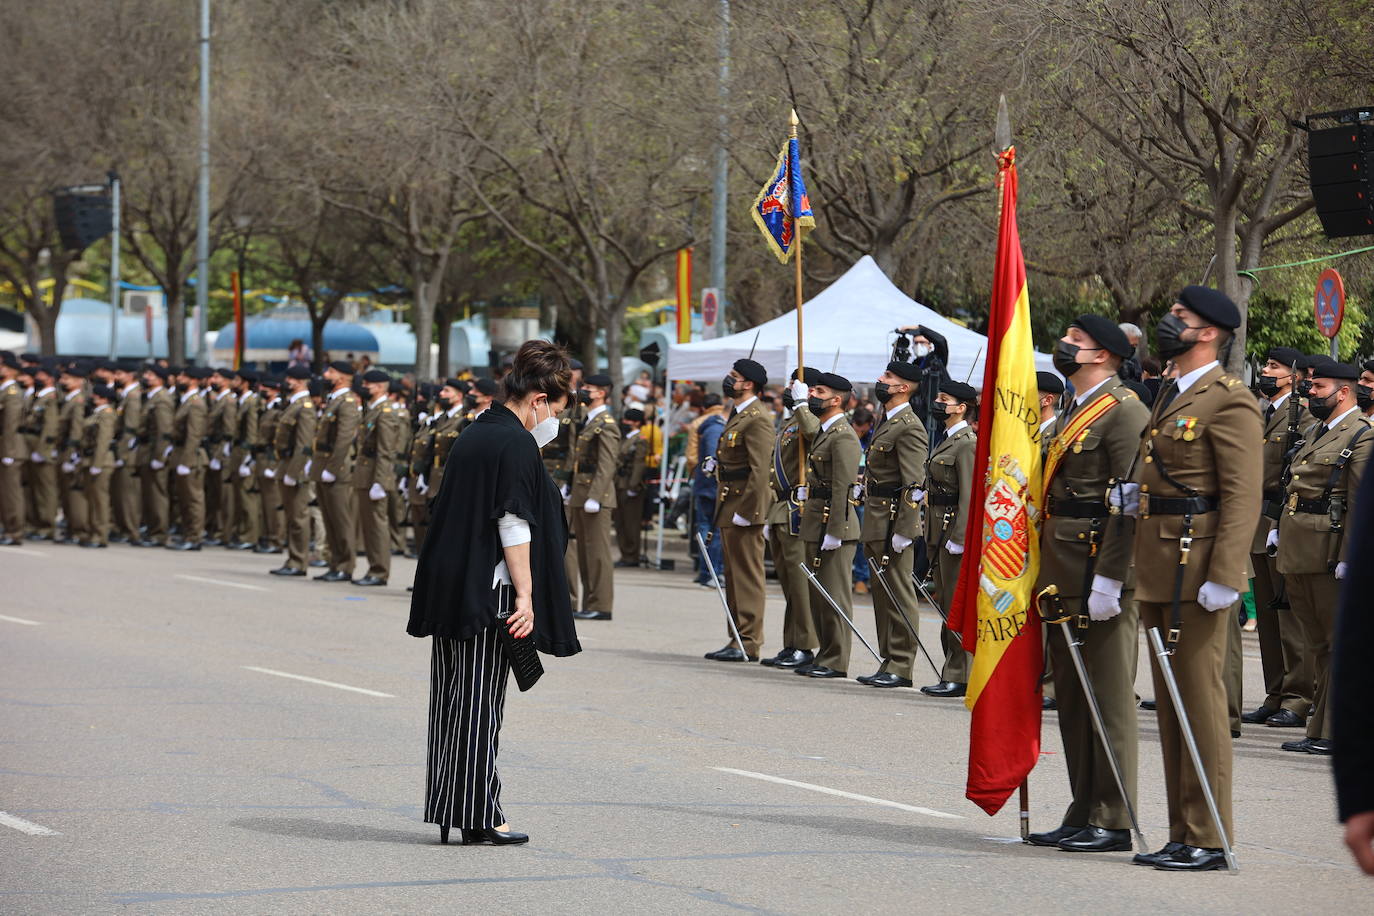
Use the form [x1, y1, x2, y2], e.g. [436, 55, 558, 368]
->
[1058, 825, 1132, 852]
[1042, 695, 1058, 710]
[708, 646, 757, 662]
[226, 541, 254, 550]
[1139, 698, 1157, 710]
[166, 541, 202, 551]
[704, 645, 733, 660]
[1281, 737, 1317, 753]
[253, 544, 282, 555]
[793, 662, 818, 675]
[771, 649, 814, 669]
[805, 666, 846, 679]
[1240, 704, 1276, 724]
[920, 681, 966, 697]
[270, 566, 307, 577]
[1028, 824, 1084, 847]
[1132, 841, 1185, 867]
[1152, 845, 1227, 871]
[352, 576, 387, 587]
[571, 610, 611, 620]
[859, 672, 912, 688]
[613, 559, 638, 568]
[1306, 738, 1334, 755]
[759, 647, 794, 667]
[314, 570, 351, 582]
[308, 558, 328, 568]
[1264, 709, 1305, 728]
[461, 827, 529, 846]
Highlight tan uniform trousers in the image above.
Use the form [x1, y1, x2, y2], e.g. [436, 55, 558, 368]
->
[61, 469, 89, 542]
[1286, 573, 1340, 740]
[0, 460, 24, 538]
[317, 480, 355, 577]
[862, 540, 918, 680]
[140, 465, 170, 543]
[572, 506, 614, 614]
[769, 525, 817, 652]
[934, 546, 969, 683]
[804, 539, 854, 673]
[613, 491, 645, 563]
[1249, 552, 1311, 716]
[359, 489, 392, 581]
[281, 481, 311, 571]
[85, 471, 111, 546]
[258, 473, 284, 548]
[112, 463, 140, 540]
[721, 524, 766, 656]
[174, 467, 205, 543]
[26, 460, 58, 537]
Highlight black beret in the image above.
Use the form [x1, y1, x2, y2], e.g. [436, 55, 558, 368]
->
[61, 364, 87, 379]
[816, 372, 852, 393]
[569, 358, 585, 371]
[362, 369, 390, 384]
[19, 352, 40, 363]
[1070, 314, 1133, 358]
[259, 374, 282, 388]
[284, 364, 312, 379]
[940, 379, 977, 403]
[442, 378, 464, 390]
[1266, 346, 1301, 367]
[887, 360, 921, 382]
[1309, 358, 1359, 381]
[623, 408, 645, 423]
[212, 367, 237, 379]
[0, 352, 17, 369]
[389, 380, 405, 394]
[238, 368, 260, 382]
[94, 358, 118, 372]
[474, 378, 500, 396]
[733, 358, 767, 389]
[90, 384, 116, 401]
[1176, 285, 1240, 330]
[328, 360, 355, 375]
[187, 366, 213, 380]
[34, 360, 59, 377]
[789, 366, 823, 385]
[1036, 371, 1065, 395]
[1363, 359, 1374, 376]
[585, 373, 612, 388]
[144, 364, 170, 380]
[1295, 354, 1322, 371]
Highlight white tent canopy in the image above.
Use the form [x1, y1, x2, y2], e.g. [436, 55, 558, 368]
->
[666, 255, 1053, 387]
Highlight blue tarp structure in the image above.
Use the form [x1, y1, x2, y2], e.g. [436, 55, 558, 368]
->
[212, 318, 379, 363]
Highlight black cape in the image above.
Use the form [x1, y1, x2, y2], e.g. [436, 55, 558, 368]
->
[406, 403, 581, 657]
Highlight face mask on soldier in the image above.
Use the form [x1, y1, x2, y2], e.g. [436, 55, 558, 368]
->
[721, 375, 737, 398]
[1257, 374, 1284, 398]
[1307, 387, 1342, 421]
[1358, 384, 1373, 412]
[874, 381, 894, 404]
[1154, 313, 1198, 361]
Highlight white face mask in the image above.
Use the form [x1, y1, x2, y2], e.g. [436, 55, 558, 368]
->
[915, 343, 932, 358]
[530, 400, 559, 448]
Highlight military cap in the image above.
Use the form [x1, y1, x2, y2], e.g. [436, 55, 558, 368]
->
[144, 364, 170, 380]
[238, 368, 260, 382]
[584, 373, 612, 389]
[61, 363, 87, 379]
[1363, 359, 1374, 376]
[1267, 346, 1302, 367]
[790, 366, 824, 385]
[816, 371, 852, 393]
[362, 369, 390, 384]
[0, 352, 17, 369]
[15, 363, 35, 377]
[1176, 285, 1240, 330]
[94, 358, 119, 372]
[284, 364, 312, 380]
[328, 360, 355, 375]
[940, 378, 978, 403]
[623, 407, 645, 423]
[259, 374, 282, 388]
[732, 358, 767, 390]
[474, 377, 500, 396]
[1309, 358, 1359, 381]
[33, 360, 59, 378]
[186, 366, 213, 380]
[1295, 354, 1322, 371]
[1036, 371, 1065, 396]
[886, 360, 922, 382]
[442, 377, 465, 391]
[1070, 314, 1133, 358]
[90, 383, 116, 401]
[212, 367, 236, 379]
[389, 379, 406, 394]
[19, 352, 40, 364]
[569, 358, 585, 371]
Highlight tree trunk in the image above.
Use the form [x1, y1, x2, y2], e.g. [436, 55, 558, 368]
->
[603, 302, 624, 399]
[434, 307, 453, 378]
[167, 292, 186, 366]
[33, 307, 58, 357]
[1212, 210, 1248, 374]
[411, 256, 435, 380]
[311, 309, 327, 371]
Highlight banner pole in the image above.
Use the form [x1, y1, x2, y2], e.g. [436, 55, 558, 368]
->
[791, 108, 806, 487]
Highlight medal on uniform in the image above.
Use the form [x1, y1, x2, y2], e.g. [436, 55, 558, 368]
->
[1176, 416, 1198, 441]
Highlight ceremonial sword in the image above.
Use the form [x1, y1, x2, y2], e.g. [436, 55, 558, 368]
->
[695, 531, 750, 659]
[865, 554, 942, 680]
[798, 562, 885, 665]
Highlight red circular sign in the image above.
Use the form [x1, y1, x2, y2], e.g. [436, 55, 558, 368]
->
[702, 290, 718, 325]
[1314, 268, 1346, 339]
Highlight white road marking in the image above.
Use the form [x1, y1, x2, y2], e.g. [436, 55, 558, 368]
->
[175, 574, 267, 592]
[713, 767, 964, 820]
[0, 614, 41, 626]
[242, 666, 394, 698]
[0, 811, 60, 836]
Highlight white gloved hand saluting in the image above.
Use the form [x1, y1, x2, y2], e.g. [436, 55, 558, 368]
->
[731, 512, 750, 528]
[1197, 580, 1239, 612]
[368, 482, 386, 502]
[584, 498, 600, 514]
[821, 533, 842, 551]
[789, 379, 809, 404]
[1107, 481, 1140, 517]
[944, 540, 964, 556]
[891, 533, 913, 554]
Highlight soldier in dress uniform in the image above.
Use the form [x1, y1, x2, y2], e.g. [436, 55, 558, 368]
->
[1026, 315, 1148, 854]
[387, 381, 410, 555]
[920, 378, 978, 697]
[1239, 347, 1312, 730]
[1273, 358, 1371, 757]
[1036, 370, 1065, 710]
[167, 367, 210, 551]
[225, 369, 262, 550]
[311, 360, 361, 582]
[569, 373, 620, 621]
[542, 360, 586, 609]
[22, 361, 60, 541]
[253, 375, 285, 554]
[203, 368, 237, 545]
[760, 368, 821, 670]
[110, 365, 143, 544]
[77, 384, 119, 547]
[612, 407, 649, 566]
[352, 369, 406, 586]
[854, 360, 930, 688]
[703, 359, 774, 661]
[1107, 286, 1262, 872]
[56, 363, 90, 544]
[135, 365, 175, 547]
[0, 353, 26, 544]
[269, 364, 317, 576]
[1358, 360, 1374, 419]
[793, 371, 862, 678]
[406, 381, 442, 550]
[427, 379, 469, 500]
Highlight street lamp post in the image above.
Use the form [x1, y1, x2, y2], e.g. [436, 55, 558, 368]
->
[108, 171, 121, 360]
[194, 0, 211, 365]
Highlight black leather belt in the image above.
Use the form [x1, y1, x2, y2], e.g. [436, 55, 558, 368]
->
[576, 461, 597, 473]
[718, 467, 750, 481]
[1047, 496, 1109, 519]
[1287, 496, 1329, 514]
[867, 483, 905, 498]
[808, 486, 833, 499]
[928, 492, 958, 507]
[1142, 494, 1218, 516]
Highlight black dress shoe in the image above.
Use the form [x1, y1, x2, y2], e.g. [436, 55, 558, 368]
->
[270, 566, 307, 577]
[920, 681, 966, 697]
[704, 645, 733, 660]
[1306, 738, 1334, 755]
[253, 544, 282, 555]
[771, 649, 814, 669]
[759, 647, 793, 667]
[1058, 825, 1132, 852]
[1264, 709, 1305, 728]
[1281, 737, 1317, 753]
[308, 558, 328, 568]
[571, 609, 611, 621]
[1027, 824, 1085, 848]
[1042, 696, 1058, 711]
[793, 662, 818, 675]
[806, 666, 847, 678]
[202, 537, 222, 546]
[1152, 844, 1226, 871]
[1241, 704, 1277, 724]
[1139, 698, 1157, 710]
[859, 672, 912, 688]
[1132, 841, 1186, 867]
[167, 540, 202, 551]
[460, 827, 529, 846]
[227, 540, 254, 550]
[352, 576, 387, 587]
[1231, 729, 1241, 739]
[314, 570, 351, 582]
[708, 647, 758, 662]
[109, 534, 129, 544]
[613, 559, 638, 568]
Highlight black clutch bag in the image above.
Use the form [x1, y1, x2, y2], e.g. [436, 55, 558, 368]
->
[495, 591, 544, 692]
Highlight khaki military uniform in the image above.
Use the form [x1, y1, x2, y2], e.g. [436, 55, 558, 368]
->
[0, 379, 25, 540]
[714, 397, 776, 656]
[353, 396, 406, 581]
[1275, 408, 1372, 742]
[613, 429, 650, 563]
[407, 411, 437, 551]
[860, 401, 929, 680]
[228, 392, 262, 546]
[925, 423, 976, 683]
[543, 403, 586, 608]
[274, 391, 317, 571]
[170, 391, 208, 543]
[256, 397, 284, 549]
[312, 387, 361, 578]
[1118, 365, 1262, 850]
[388, 402, 410, 554]
[767, 407, 821, 653]
[800, 413, 862, 673]
[203, 389, 236, 541]
[138, 387, 175, 544]
[111, 383, 143, 541]
[22, 386, 60, 538]
[57, 391, 88, 542]
[429, 408, 464, 496]
[77, 405, 118, 545]
[1036, 376, 1148, 830]
[570, 406, 620, 614]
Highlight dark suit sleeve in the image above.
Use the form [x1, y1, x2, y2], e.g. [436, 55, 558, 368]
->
[1334, 460, 1374, 821]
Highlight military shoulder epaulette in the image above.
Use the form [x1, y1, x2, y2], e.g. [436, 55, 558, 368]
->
[1113, 386, 1138, 402]
[303, 400, 314, 409]
[382, 406, 392, 413]
[1220, 375, 1244, 388]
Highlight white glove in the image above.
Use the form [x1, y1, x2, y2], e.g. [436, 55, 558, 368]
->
[911, 487, 927, 504]
[627, 490, 637, 497]
[789, 379, 809, 403]
[321, 469, 336, 483]
[398, 476, 408, 496]
[763, 524, 772, 540]
[945, 540, 964, 556]
[1197, 580, 1239, 612]
[303, 459, 313, 477]
[416, 475, 429, 496]
[584, 498, 601, 514]
[162, 444, 173, 458]
[150, 459, 165, 470]
[209, 458, 221, 471]
[731, 512, 750, 527]
[821, 533, 842, 551]
[1107, 481, 1140, 517]
[794, 485, 809, 501]
[891, 533, 913, 554]
[1266, 529, 1279, 551]
[282, 474, 297, 487]
[0, 457, 11, 466]
[701, 455, 717, 476]
[127, 436, 138, 450]
[60, 462, 74, 473]
[175, 464, 191, 477]
[238, 462, 252, 478]
[89, 466, 103, 476]
[368, 482, 386, 502]
[222, 442, 231, 457]
[30, 451, 45, 463]
[1335, 561, 1348, 580]
[263, 467, 276, 479]
[1087, 589, 1122, 621]
[114, 459, 125, 468]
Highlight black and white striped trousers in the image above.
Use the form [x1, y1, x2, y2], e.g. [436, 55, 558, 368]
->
[424, 597, 512, 829]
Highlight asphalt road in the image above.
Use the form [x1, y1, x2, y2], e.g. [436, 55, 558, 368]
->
[1, 536, 1367, 913]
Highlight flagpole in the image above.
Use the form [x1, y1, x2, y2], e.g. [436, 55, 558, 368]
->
[791, 108, 806, 487]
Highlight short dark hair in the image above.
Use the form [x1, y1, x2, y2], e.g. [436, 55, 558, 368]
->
[851, 406, 874, 427]
[502, 340, 573, 404]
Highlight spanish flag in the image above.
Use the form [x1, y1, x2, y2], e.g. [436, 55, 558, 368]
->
[946, 146, 1044, 816]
